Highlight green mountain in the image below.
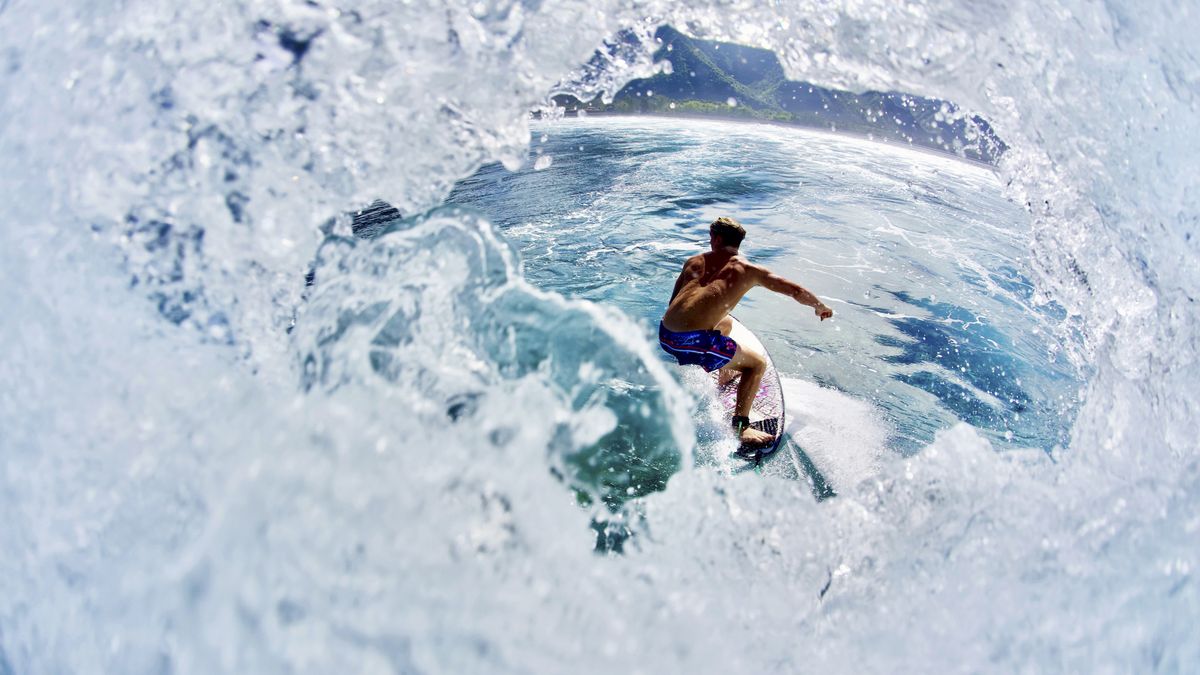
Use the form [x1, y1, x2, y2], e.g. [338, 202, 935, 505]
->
[554, 26, 1004, 163]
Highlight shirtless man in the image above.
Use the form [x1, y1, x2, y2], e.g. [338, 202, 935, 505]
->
[659, 216, 833, 447]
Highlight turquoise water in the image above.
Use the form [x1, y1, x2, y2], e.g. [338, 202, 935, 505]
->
[448, 117, 1084, 456]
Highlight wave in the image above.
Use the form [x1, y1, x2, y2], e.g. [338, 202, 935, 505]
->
[1, 0, 1197, 671]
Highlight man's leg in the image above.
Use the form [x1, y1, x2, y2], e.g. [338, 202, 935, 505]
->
[713, 316, 739, 388]
[718, 338, 773, 447]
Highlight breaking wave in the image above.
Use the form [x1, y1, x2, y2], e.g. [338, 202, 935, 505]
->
[1, 0, 1196, 671]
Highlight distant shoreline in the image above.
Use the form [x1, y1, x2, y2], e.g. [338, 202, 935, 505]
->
[534, 110, 998, 171]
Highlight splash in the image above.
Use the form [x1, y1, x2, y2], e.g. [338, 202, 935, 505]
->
[1, 0, 1197, 671]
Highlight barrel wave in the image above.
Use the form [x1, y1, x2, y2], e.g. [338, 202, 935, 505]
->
[0, 0, 1196, 672]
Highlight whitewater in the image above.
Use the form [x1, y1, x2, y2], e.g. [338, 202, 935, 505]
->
[1, 1, 1197, 673]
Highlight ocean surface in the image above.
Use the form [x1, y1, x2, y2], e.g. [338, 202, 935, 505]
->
[448, 118, 1084, 462]
[2, 1, 1197, 673]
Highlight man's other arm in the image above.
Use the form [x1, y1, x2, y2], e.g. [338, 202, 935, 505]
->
[669, 272, 686, 303]
[668, 258, 698, 303]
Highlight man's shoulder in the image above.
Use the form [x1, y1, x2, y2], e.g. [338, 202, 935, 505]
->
[730, 255, 760, 271]
[735, 258, 769, 279]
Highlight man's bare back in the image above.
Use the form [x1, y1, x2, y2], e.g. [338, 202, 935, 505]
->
[663, 252, 763, 332]
[658, 217, 832, 449]
[663, 251, 832, 332]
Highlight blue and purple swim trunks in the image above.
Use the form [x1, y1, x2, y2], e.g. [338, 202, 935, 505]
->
[658, 322, 739, 372]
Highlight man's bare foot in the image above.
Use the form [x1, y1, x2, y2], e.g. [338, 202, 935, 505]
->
[739, 425, 774, 447]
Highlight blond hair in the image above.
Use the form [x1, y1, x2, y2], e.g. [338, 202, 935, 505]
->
[710, 216, 746, 248]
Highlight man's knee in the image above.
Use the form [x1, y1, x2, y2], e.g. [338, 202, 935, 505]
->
[737, 348, 765, 373]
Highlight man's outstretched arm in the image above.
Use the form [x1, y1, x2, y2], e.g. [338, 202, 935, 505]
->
[754, 266, 833, 320]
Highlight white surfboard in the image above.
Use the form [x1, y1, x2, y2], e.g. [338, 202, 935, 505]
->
[712, 317, 785, 460]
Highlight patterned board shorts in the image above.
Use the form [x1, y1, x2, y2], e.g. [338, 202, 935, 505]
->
[658, 322, 739, 372]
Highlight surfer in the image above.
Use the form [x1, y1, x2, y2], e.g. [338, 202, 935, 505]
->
[660, 216, 833, 447]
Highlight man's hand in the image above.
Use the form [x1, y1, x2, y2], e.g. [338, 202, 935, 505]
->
[815, 303, 833, 321]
